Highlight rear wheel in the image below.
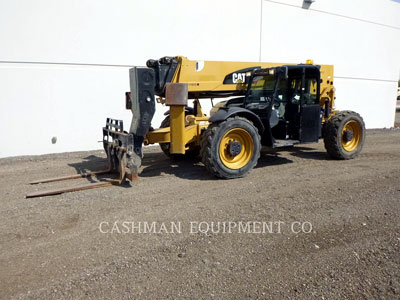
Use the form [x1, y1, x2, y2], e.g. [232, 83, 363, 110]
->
[201, 116, 261, 179]
[159, 116, 200, 159]
[323, 110, 365, 159]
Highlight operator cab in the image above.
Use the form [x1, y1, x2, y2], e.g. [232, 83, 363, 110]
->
[243, 65, 322, 147]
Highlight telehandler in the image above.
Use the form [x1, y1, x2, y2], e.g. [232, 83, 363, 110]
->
[27, 56, 365, 197]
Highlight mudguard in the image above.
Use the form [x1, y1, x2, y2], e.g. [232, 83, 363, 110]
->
[209, 107, 265, 134]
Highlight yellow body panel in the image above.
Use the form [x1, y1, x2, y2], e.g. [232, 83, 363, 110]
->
[173, 58, 285, 93]
[173, 57, 334, 103]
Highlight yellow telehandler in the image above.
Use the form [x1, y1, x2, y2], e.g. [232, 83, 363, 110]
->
[27, 56, 365, 197]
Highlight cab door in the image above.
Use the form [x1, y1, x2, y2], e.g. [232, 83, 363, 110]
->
[299, 76, 322, 143]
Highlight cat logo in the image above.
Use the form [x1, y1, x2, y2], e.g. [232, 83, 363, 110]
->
[232, 73, 247, 84]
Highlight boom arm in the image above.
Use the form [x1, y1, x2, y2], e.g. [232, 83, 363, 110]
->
[147, 56, 334, 104]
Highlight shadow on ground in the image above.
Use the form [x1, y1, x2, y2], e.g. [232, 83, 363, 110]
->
[141, 146, 329, 180]
[66, 146, 330, 183]
[287, 146, 330, 161]
[140, 152, 213, 180]
[67, 155, 128, 185]
[68, 155, 108, 174]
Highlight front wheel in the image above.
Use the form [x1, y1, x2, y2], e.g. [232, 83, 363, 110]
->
[201, 116, 261, 179]
[323, 111, 365, 159]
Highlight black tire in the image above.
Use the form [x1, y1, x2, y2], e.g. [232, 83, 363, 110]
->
[323, 110, 365, 160]
[159, 116, 200, 159]
[201, 116, 261, 179]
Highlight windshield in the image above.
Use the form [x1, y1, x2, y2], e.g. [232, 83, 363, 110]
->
[246, 75, 276, 104]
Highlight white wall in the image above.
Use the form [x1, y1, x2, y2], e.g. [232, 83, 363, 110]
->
[0, 0, 399, 157]
[261, 0, 400, 128]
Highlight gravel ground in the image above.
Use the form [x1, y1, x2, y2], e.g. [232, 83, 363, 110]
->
[0, 125, 400, 299]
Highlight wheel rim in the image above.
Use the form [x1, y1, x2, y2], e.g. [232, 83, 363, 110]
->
[219, 128, 254, 169]
[341, 120, 362, 152]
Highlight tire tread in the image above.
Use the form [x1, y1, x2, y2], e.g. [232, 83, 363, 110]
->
[323, 110, 365, 160]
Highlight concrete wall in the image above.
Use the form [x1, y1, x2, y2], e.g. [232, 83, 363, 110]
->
[261, 0, 400, 128]
[0, 0, 399, 157]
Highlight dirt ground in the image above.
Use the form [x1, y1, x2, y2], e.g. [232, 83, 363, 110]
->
[1, 123, 400, 299]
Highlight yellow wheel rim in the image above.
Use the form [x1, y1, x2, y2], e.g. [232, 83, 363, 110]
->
[341, 120, 362, 152]
[219, 128, 254, 169]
